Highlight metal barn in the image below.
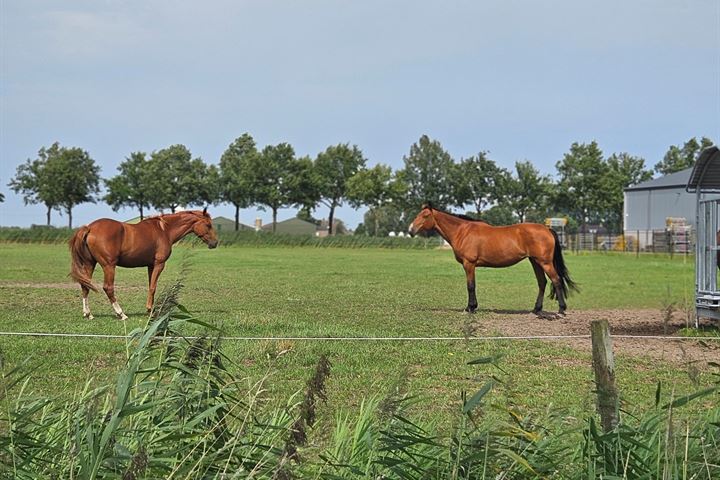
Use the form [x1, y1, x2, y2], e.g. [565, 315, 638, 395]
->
[623, 168, 697, 249]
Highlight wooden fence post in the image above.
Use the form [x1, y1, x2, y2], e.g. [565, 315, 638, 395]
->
[591, 320, 619, 432]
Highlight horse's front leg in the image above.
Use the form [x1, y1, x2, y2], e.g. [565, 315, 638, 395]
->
[146, 262, 166, 314]
[463, 262, 478, 313]
[101, 264, 128, 321]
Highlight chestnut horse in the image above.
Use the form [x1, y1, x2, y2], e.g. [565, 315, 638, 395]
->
[69, 209, 218, 320]
[409, 204, 577, 314]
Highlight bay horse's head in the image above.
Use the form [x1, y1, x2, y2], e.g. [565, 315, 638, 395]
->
[408, 203, 436, 237]
[191, 209, 219, 249]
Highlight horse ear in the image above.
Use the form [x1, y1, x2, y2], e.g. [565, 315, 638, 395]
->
[203, 206, 208, 215]
[424, 202, 433, 210]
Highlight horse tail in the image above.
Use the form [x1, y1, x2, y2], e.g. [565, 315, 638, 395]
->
[69, 226, 99, 292]
[549, 228, 579, 299]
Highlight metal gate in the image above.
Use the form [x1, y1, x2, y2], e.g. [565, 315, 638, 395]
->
[688, 146, 720, 325]
[695, 199, 720, 321]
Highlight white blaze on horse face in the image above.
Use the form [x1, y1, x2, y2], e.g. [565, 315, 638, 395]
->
[112, 301, 128, 321]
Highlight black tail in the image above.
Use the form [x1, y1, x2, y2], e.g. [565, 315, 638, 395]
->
[549, 229, 579, 300]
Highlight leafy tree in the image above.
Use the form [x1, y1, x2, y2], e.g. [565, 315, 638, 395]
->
[9, 143, 100, 227]
[47, 146, 101, 228]
[554, 141, 608, 227]
[602, 153, 653, 231]
[104, 152, 152, 220]
[314, 144, 366, 235]
[250, 143, 316, 232]
[503, 161, 553, 223]
[296, 206, 321, 226]
[347, 164, 406, 236]
[356, 203, 407, 237]
[654, 137, 715, 175]
[478, 205, 516, 226]
[219, 134, 257, 230]
[452, 152, 506, 214]
[146, 145, 209, 213]
[9, 144, 63, 225]
[397, 135, 455, 213]
[287, 155, 319, 214]
[194, 162, 221, 208]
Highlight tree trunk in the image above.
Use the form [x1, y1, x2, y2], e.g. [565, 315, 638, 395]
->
[139, 205, 144, 221]
[46, 204, 51, 226]
[171, 205, 176, 213]
[373, 208, 380, 236]
[272, 208, 277, 233]
[328, 201, 336, 236]
[235, 204, 240, 231]
[67, 206, 73, 229]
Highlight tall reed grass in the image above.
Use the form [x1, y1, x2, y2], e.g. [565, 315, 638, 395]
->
[0, 294, 297, 478]
[1, 296, 718, 478]
[312, 358, 720, 479]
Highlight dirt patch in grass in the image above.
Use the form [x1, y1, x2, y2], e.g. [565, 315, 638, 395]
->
[471, 308, 719, 365]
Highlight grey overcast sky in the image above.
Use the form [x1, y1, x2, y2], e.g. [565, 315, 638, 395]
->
[1, 0, 719, 228]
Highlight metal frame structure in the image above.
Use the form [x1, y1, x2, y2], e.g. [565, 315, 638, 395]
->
[686, 146, 720, 325]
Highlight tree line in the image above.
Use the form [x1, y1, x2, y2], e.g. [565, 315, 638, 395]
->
[5, 134, 714, 233]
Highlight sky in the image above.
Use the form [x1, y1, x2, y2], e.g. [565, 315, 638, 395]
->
[1, 0, 719, 229]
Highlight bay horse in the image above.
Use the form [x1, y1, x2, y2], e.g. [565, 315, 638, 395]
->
[69, 209, 218, 320]
[409, 204, 578, 314]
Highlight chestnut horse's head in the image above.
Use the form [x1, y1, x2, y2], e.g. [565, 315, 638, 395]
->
[191, 209, 219, 249]
[408, 203, 437, 237]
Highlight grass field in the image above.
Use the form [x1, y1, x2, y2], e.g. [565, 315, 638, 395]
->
[0, 243, 714, 432]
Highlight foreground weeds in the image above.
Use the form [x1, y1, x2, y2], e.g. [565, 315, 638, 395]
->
[1, 291, 718, 478]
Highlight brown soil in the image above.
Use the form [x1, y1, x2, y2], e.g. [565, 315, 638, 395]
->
[470, 308, 720, 365]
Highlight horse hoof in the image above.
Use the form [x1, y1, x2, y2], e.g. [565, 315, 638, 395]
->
[84, 314, 94, 321]
[558, 308, 567, 316]
[464, 307, 477, 314]
[532, 307, 543, 314]
[118, 313, 129, 321]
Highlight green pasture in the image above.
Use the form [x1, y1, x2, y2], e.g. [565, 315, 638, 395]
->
[0, 243, 714, 429]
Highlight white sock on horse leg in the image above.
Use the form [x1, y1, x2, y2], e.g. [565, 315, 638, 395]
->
[112, 301, 128, 320]
[82, 297, 94, 319]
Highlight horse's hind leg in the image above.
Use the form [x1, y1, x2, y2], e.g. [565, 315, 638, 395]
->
[529, 259, 547, 314]
[539, 261, 567, 314]
[81, 261, 97, 320]
[101, 264, 128, 321]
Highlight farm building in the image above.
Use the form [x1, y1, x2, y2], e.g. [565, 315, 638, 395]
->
[624, 168, 694, 230]
[261, 217, 317, 235]
[624, 161, 719, 250]
[211, 216, 255, 232]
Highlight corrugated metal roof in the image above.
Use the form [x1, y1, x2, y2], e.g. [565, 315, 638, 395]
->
[624, 167, 693, 192]
[686, 146, 720, 192]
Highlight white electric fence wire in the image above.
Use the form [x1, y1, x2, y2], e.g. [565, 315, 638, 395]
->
[0, 332, 718, 342]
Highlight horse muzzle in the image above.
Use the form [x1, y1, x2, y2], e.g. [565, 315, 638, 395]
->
[408, 225, 416, 238]
[208, 240, 219, 249]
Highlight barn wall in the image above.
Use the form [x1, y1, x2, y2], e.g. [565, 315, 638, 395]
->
[624, 188, 697, 232]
